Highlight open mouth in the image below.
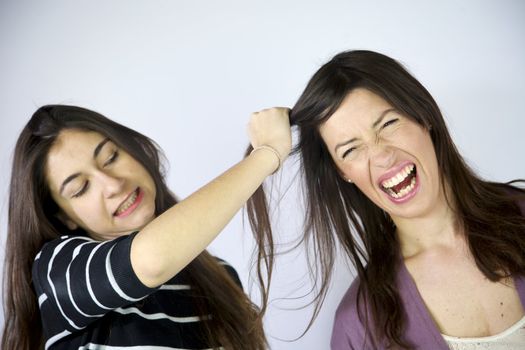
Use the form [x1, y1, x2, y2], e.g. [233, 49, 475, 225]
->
[380, 163, 417, 199]
[114, 188, 142, 217]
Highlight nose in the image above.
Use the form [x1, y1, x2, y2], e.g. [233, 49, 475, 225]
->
[95, 171, 124, 198]
[368, 144, 395, 169]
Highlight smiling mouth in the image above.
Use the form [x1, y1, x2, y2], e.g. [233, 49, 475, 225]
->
[380, 164, 417, 199]
[114, 188, 141, 217]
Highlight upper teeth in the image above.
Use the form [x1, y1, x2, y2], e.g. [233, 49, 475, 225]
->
[115, 190, 138, 215]
[381, 164, 415, 189]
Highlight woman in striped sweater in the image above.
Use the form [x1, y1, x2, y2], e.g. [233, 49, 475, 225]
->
[2, 105, 291, 350]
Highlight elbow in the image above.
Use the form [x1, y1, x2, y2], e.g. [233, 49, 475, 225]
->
[129, 237, 172, 288]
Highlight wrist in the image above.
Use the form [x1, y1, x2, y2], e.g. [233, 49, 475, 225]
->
[250, 145, 282, 175]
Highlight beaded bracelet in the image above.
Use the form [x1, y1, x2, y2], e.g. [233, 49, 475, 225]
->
[250, 145, 282, 175]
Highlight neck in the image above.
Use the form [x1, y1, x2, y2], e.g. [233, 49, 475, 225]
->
[393, 189, 463, 258]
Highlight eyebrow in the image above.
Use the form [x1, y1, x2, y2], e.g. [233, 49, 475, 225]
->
[334, 108, 397, 154]
[59, 138, 110, 195]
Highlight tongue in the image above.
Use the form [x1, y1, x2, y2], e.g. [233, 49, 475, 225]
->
[392, 173, 414, 194]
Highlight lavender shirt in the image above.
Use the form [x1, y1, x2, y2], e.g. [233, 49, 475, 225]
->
[331, 263, 525, 349]
[331, 197, 525, 349]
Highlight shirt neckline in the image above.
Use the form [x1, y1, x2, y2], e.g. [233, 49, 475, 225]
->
[442, 314, 525, 343]
[398, 260, 525, 344]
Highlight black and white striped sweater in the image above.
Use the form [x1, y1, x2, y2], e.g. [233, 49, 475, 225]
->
[32, 232, 241, 350]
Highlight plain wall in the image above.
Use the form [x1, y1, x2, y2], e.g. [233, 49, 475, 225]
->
[1, 0, 524, 348]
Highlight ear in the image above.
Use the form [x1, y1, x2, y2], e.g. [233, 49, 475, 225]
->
[56, 211, 79, 231]
[335, 166, 352, 183]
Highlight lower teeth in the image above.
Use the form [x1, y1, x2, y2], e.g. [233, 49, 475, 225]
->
[389, 177, 416, 198]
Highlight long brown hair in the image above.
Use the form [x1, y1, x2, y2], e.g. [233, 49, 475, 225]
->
[247, 50, 525, 348]
[2, 105, 266, 350]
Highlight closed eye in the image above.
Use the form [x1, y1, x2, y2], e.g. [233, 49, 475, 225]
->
[342, 147, 356, 159]
[381, 118, 399, 129]
[72, 181, 89, 198]
[103, 150, 119, 167]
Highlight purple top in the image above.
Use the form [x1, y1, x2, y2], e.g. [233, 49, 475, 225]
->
[331, 264, 525, 350]
[331, 197, 525, 349]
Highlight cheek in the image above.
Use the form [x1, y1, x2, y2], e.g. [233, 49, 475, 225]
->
[70, 197, 106, 225]
[413, 134, 439, 171]
[406, 127, 434, 154]
[336, 160, 354, 182]
[423, 140, 438, 163]
[340, 162, 374, 190]
[339, 160, 389, 208]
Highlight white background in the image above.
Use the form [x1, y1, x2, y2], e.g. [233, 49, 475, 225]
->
[1, 1, 524, 348]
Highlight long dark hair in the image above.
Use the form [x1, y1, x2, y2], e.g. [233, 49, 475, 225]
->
[2, 105, 266, 350]
[247, 50, 525, 348]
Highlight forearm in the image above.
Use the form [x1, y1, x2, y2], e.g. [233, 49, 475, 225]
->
[131, 149, 278, 287]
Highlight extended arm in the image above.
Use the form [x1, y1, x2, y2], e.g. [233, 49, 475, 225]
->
[130, 108, 291, 287]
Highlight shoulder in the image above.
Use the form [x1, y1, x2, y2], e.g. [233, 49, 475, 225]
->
[500, 182, 525, 214]
[32, 234, 123, 274]
[32, 231, 154, 303]
[214, 256, 243, 289]
[32, 235, 94, 277]
[512, 187, 525, 215]
[32, 233, 158, 341]
[334, 277, 361, 324]
[331, 277, 372, 349]
[39, 234, 94, 253]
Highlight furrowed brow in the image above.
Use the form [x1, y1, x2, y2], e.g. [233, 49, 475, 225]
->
[372, 108, 396, 129]
[334, 137, 358, 154]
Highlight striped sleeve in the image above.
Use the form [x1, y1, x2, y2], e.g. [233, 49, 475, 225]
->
[32, 233, 158, 335]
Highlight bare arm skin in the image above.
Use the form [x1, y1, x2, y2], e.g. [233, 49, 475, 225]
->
[130, 107, 291, 287]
